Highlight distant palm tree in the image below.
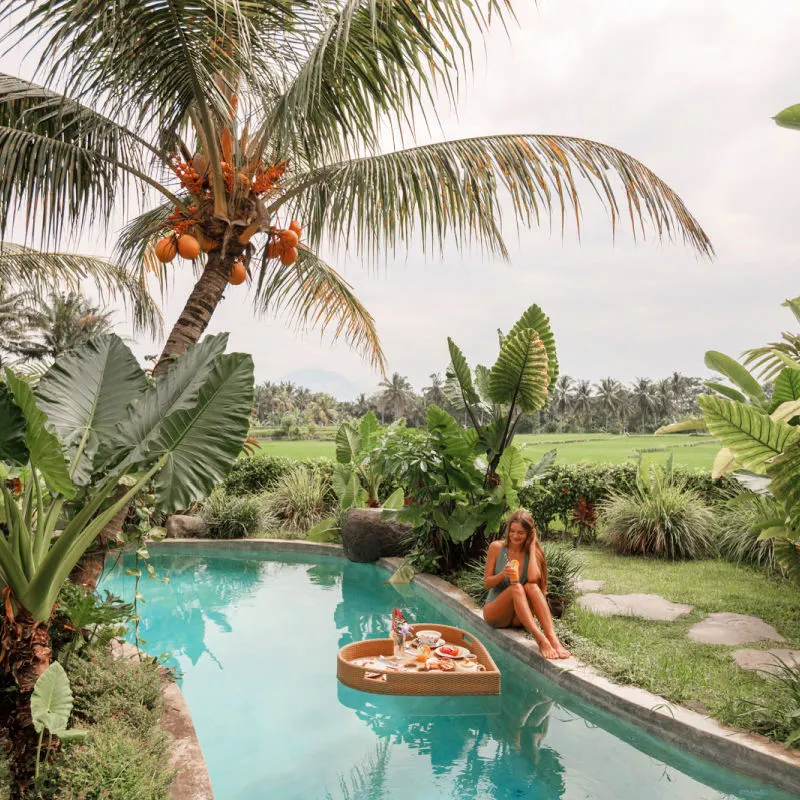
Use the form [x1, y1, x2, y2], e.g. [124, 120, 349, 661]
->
[552, 375, 574, 430]
[20, 292, 114, 362]
[572, 380, 594, 430]
[309, 394, 339, 425]
[595, 377, 624, 431]
[271, 388, 295, 415]
[422, 373, 447, 408]
[378, 373, 415, 422]
[630, 377, 656, 432]
[0, 283, 39, 366]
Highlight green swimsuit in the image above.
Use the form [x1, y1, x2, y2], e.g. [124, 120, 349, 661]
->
[485, 545, 530, 603]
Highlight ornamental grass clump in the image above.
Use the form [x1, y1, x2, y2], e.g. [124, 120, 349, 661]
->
[265, 465, 334, 533]
[600, 459, 715, 560]
[716, 492, 781, 573]
[200, 488, 277, 538]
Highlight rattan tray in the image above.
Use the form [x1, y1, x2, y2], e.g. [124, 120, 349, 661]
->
[337, 623, 501, 696]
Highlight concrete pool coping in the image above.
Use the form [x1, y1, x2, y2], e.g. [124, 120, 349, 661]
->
[153, 538, 800, 795]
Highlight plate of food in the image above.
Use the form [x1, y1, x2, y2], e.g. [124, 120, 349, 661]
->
[434, 644, 472, 660]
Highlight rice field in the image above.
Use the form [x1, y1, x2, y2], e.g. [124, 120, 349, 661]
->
[251, 433, 719, 470]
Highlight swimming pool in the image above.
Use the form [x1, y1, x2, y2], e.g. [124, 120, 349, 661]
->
[102, 547, 797, 800]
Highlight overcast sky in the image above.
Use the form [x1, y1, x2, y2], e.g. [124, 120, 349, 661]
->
[3, 1, 799, 397]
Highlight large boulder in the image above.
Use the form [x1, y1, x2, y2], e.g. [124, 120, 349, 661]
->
[166, 514, 208, 539]
[341, 508, 411, 563]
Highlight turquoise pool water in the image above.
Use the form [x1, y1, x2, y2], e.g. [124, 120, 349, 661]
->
[102, 548, 797, 800]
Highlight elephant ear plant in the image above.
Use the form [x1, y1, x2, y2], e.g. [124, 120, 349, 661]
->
[0, 332, 253, 701]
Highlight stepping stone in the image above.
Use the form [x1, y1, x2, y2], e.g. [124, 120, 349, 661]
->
[732, 648, 800, 677]
[577, 593, 693, 621]
[576, 579, 605, 593]
[687, 613, 785, 646]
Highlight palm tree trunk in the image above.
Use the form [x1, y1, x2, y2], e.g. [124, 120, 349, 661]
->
[154, 249, 232, 377]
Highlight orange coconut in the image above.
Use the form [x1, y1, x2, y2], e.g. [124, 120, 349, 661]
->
[154, 236, 177, 263]
[177, 234, 201, 259]
[280, 246, 298, 266]
[277, 229, 299, 248]
[229, 260, 247, 285]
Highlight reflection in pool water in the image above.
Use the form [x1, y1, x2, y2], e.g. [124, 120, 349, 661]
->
[102, 548, 796, 800]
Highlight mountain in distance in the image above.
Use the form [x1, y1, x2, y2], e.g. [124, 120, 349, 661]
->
[280, 368, 364, 401]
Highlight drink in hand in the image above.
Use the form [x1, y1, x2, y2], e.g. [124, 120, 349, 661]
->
[508, 559, 519, 584]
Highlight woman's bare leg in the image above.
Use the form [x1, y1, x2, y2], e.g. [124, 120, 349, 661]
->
[485, 586, 558, 659]
[524, 583, 571, 658]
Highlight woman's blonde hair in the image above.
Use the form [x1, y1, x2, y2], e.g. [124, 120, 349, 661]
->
[502, 509, 547, 594]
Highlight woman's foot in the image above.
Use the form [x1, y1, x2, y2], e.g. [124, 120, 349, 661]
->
[550, 639, 571, 659]
[531, 634, 559, 659]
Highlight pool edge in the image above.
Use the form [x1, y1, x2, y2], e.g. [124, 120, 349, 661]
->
[154, 538, 800, 796]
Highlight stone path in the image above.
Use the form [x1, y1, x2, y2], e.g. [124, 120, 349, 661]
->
[687, 613, 785, 646]
[577, 592, 693, 621]
[731, 648, 800, 677]
[576, 578, 605, 593]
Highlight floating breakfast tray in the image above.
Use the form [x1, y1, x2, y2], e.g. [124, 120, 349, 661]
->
[337, 623, 501, 696]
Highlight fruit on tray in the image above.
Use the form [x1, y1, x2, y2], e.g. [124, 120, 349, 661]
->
[416, 644, 431, 663]
[438, 645, 460, 658]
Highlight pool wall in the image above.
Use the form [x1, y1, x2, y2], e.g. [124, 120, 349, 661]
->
[151, 538, 800, 796]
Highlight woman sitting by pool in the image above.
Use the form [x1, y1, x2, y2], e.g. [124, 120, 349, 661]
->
[483, 509, 571, 660]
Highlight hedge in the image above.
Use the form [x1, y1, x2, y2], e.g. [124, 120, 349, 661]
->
[222, 455, 335, 496]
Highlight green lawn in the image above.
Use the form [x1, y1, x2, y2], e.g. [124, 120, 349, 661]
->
[561, 547, 800, 736]
[253, 433, 719, 470]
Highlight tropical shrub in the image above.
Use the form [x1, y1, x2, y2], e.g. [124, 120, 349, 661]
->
[381, 305, 559, 572]
[600, 460, 716, 559]
[716, 492, 782, 572]
[517, 463, 733, 535]
[36, 719, 175, 800]
[222, 455, 335, 497]
[200, 489, 276, 539]
[673, 298, 800, 580]
[541, 542, 582, 612]
[265, 466, 335, 533]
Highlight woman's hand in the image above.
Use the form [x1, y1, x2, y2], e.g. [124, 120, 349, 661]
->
[502, 563, 518, 580]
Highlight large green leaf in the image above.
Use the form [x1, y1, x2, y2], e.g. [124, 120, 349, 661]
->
[497, 445, 527, 487]
[473, 365, 492, 405]
[332, 463, 360, 509]
[141, 353, 254, 512]
[35, 335, 147, 485]
[477, 417, 507, 460]
[487, 329, 549, 413]
[104, 333, 230, 471]
[358, 411, 382, 454]
[4, 370, 73, 497]
[507, 304, 559, 393]
[31, 661, 72, 735]
[770, 367, 800, 413]
[698, 395, 797, 474]
[426, 406, 478, 461]
[335, 422, 361, 465]
[704, 351, 766, 405]
[704, 381, 747, 404]
[447, 338, 479, 407]
[525, 448, 557, 482]
[0, 382, 28, 465]
[767, 439, 800, 529]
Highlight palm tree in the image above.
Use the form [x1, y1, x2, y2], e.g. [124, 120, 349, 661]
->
[595, 378, 624, 431]
[422, 373, 447, 408]
[309, 393, 339, 425]
[378, 373, 415, 422]
[630, 377, 656, 433]
[551, 375, 574, 431]
[0, 283, 39, 366]
[20, 292, 115, 362]
[572, 380, 594, 431]
[1, 1, 711, 380]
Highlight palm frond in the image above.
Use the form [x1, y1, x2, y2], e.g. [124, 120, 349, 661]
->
[253, 245, 386, 374]
[259, 0, 515, 167]
[742, 336, 800, 381]
[275, 134, 713, 260]
[0, 244, 162, 338]
[1, 1, 270, 137]
[0, 74, 173, 243]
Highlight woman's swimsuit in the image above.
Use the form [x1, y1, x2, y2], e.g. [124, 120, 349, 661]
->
[485, 545, 530, 603]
